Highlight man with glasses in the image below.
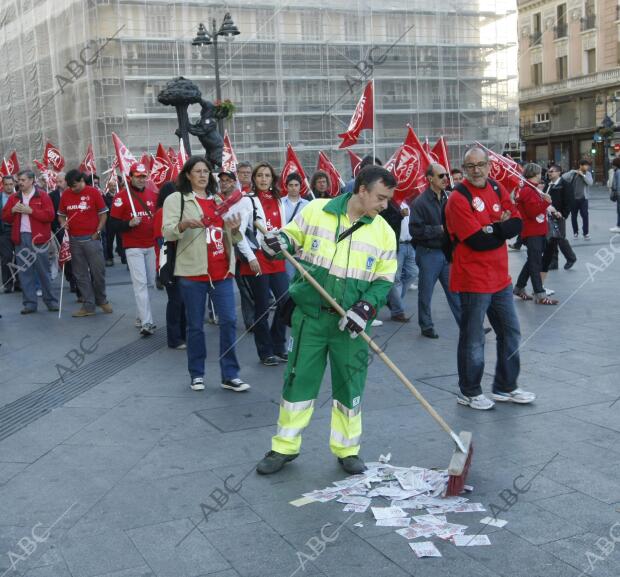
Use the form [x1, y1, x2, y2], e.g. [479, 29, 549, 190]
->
[445, 147, 535, 410]
[58, 170, 111, 317]
[542, 164, 576, 271]
[410, 163, 461, 338]
[1, 170, 59, 314]
[110, 163, 158, 335]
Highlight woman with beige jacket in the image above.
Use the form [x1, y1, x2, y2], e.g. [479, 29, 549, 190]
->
[162, 156, 249, 392]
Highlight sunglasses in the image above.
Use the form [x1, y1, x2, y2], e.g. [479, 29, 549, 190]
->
[436, 173, 448, 179]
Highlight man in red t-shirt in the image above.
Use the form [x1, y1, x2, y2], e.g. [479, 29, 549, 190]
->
[58, 170, 111, 317]
[445, 147, 536, 410]
[109, 162, 158, 335]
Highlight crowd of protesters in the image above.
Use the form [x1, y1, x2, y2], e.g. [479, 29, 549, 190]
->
[0, 149, 609, 401]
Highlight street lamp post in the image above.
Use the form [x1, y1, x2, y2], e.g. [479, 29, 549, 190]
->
[192, 13, 240, 134]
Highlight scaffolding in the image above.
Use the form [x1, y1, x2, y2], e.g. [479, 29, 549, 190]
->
[0, 0, 518, 176]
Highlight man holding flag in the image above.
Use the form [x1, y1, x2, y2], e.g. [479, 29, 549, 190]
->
[110, 162, 158, 335]
[58, 170, 111, 317]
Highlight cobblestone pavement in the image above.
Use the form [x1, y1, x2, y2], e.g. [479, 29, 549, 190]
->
[0, 187, 618, 577]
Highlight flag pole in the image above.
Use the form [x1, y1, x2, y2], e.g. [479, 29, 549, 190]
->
[58, 263, 65, 319]
[372, 78, 376, 165]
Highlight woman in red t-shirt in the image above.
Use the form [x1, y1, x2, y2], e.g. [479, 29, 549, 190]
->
[513, 163, 559, 305]
[162, 157, 249, 392]
[153, 181, 186, 349]
[238, 162, 289, 366]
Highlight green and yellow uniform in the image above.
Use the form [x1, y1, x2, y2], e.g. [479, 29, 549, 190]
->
[272, 193, 397, 458]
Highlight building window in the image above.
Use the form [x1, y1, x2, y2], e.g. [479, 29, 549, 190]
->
[586, 48, 596, 74]
[531, 12, 542, 45]
[531, 62, 543, 86]
[256, 9, 276, 39]
[556, 55, 568, 80]
[344, 14, 361, 41]
[535, 112, 550, 123]
[300, 11, 322, 40]
[555, 4, 567, 38]
[582, 0, 596, 30]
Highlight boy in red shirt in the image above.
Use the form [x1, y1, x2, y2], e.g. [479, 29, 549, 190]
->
[58, 170, 111, 316]
[109, 163, 158, 335]
[445, 147, 536, 410]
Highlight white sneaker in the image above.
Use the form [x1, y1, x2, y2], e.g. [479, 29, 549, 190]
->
[491, 387, 536, 404]
[610, 226, 620, 233]
[543, 287, 555, 296]
[190, 377, 205, 391]
[457, 393, 495, 410]
[36, 289, 43, 297]
[371, 319, 383, 327]
[140, 323, 156, 336]
[409, 283, 418, 291]
[221, 378, 251, 392]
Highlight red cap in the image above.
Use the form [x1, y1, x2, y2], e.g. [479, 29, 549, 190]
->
[129, 162, 148, 176]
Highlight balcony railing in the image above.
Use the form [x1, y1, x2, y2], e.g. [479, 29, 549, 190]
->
[554, 23, 568, 39]
[520, 68, 620, 101]
[530, 32, 542, 46]
[581, 15, 596, 31]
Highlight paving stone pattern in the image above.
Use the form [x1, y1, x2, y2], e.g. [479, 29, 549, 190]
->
[0, 188, 618, 576]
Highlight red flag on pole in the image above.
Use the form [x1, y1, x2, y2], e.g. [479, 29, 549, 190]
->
[338, 81, 374, 149]
[222, 130, 238, 173]
[139, 153, 153, 173]
[111, 133, 137, 176]
[58, 230, 71, 267]
[79, 144, 97, 175]
[316, 152, 344, 197]
[474, 142, 525, 194]
[42, 142, 65, 171]
[33, 159, 47, 172]
[387, 125, 431, 204]
[280, 144, 310, 197]
[346, 150, 363, 177]
[0, 151, 19, 176]
[150, 144, 173, 188]
[430, 137, 451, 172]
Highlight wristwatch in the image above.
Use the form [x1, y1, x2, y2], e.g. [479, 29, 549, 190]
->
[482, 225, 494, 234]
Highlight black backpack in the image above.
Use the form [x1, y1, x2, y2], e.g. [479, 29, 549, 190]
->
[441, 178, 502, 263]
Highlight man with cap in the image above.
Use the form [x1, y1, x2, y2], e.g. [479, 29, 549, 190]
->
[110, 162, 158, 335]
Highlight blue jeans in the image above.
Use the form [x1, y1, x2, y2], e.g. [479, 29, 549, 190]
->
[616, 198, 620, 227]
[415, 247, 461, 330]
[247, 271, 289, 360]
[458, 284, 520, 397]
[570, 197, 589, 235]
[388, 243, 418, 316]
[165, 282, 186, 348]
[179, 276, 240, 381]
[16, 233, 58, 311]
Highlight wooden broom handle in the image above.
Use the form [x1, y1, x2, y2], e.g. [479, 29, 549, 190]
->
[254, 222, 462, 446]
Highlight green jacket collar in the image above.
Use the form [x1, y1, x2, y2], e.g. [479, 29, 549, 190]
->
[322, 192, 374, 224]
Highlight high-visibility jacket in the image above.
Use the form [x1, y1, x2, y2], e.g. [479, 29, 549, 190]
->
[281, 193, 397, 317]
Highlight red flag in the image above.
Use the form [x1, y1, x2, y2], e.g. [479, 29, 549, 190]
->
[58, 230, 71, 267]
[338, 81, 374, 149]
[139, 153, 153, 173]
[430, 137, 451, 172]
[41, 169, 58, 191]
[474, 143, 524, 194]
[222, 130, 238, 173]
[387, 125, 431, 203]
[43, 142, 65, 171]
[111, 133, 137, 176]
[79, 144, 97, 175]
[34, 159, 47, 172]
[347, 150, 363, 177]
[150, 144, 173, 188]
[316, 152, 343, 197]
[280, 144, 310, 197]
[0, 151, 19, 176]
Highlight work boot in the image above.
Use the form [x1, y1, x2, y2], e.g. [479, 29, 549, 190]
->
[256, 451, 298, 475]
[338, 455, 367, 475]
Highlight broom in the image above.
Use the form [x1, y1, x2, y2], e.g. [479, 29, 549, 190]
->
[255, 222, 472, 496]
